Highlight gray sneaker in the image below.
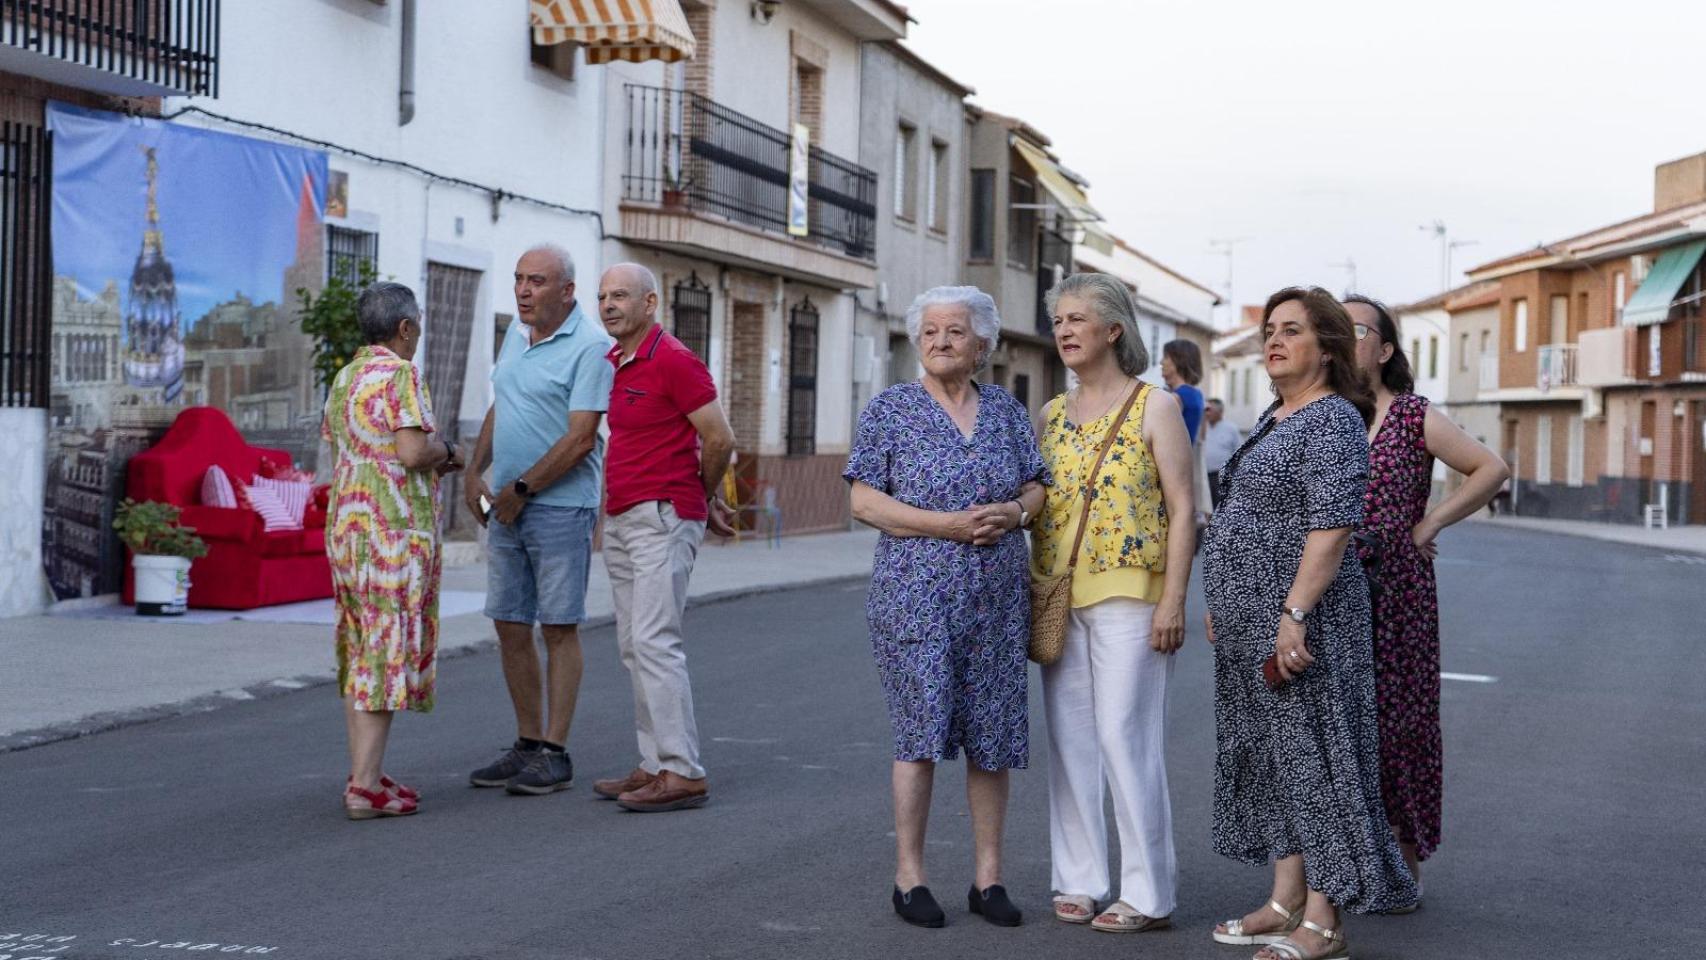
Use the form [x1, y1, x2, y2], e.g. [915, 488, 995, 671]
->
[505, 749, 573, 795]
[469, 740, 537, 787]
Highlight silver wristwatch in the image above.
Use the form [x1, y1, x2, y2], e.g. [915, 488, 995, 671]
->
[1283, 605, 1309, 624]
[1012, 500, 1029, 527]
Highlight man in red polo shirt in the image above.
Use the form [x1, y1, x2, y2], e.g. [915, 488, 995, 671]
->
[592, 262, 737, 812]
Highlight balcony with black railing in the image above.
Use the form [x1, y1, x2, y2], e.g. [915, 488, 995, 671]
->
[622, 84, 876, 263]
[0, 0, 220, 98]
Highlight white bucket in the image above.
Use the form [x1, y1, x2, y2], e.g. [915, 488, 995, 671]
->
[133, 554, 193, 616]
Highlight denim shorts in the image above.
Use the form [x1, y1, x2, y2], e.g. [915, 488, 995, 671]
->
[484, 504, 596, 625]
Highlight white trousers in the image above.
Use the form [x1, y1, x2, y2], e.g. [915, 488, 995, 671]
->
[1042, 597, 1178, 916]
[604, 501, 707, 779]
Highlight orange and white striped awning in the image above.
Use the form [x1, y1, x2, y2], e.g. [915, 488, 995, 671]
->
[529, 0, 697, 65]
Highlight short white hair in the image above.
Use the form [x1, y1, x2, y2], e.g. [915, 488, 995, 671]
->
[903, 286, 1001, 371]
[602, 261, 657, 298]
[524, 242, 576, 284]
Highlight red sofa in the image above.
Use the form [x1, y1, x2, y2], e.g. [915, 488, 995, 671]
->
[122, 407, 333, 610]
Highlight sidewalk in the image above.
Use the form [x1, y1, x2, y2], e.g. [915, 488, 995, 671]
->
[1468, 513, 1706, 554]
[0, 527, 878, 751]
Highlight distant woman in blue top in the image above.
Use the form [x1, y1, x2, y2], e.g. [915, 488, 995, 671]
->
[1161, 339, 1205, 442]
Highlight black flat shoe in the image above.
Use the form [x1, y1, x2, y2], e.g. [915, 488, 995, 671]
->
[969, 884, 1023, 927]
[893, 885, 946, 928]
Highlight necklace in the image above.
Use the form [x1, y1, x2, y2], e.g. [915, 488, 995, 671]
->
[1071, 378, 1135, 425]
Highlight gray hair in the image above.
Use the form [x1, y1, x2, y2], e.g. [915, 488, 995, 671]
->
[356, 281, 420, 345]
[603, 261, 658, 298]
[525, 242, 576, 284]
[903, 285, 1001, 372]
[1044, 272, 1150, 376]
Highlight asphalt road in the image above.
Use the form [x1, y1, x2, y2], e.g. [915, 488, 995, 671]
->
[3, 522, 1703, 960]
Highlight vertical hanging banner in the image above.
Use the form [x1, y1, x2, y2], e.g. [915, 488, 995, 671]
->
[42, 102, 328, 600]
[788, 123, 810, 237]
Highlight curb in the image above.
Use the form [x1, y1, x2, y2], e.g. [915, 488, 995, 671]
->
[0, 572, 869, 756]
[1469, 516, 1706, 556]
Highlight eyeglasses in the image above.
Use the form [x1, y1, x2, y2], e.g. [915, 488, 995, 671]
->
[1353, 323, 1374, 341]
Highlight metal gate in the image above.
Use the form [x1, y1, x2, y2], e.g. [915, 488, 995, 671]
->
[1, 121, 51, 409]
[424, 262, 481, 534]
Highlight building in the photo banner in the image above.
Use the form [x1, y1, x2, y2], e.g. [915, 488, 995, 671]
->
[857, 39, 973, 413]
[1465, 150, 1706, 526]
[597, 0, 908, 535]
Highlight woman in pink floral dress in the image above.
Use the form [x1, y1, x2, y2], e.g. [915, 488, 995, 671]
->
[322, 282, 463, 820]
[1345, 295, 1507, 897]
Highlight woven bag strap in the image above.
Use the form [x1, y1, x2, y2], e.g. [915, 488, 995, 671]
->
[1065, 381, 1144, 572]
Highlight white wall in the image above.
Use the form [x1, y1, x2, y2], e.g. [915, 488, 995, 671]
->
[1400, 306, 1450, 407]
[707, 1, 864, 158]
[0, 409, 49, 616]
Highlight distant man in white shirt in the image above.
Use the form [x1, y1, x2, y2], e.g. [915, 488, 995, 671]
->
[1200, 398, 1241, 510]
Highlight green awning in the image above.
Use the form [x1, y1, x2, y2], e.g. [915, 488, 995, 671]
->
[1622, 238, 1706, 326]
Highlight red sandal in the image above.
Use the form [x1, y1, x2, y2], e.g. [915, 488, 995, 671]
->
[343, 784, 418, 820]
[347, 774, 419, 802]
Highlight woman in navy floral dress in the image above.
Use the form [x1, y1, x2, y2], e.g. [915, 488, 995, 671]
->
[1344, 296, 1508, 898]
[846, 286, 1047, 930]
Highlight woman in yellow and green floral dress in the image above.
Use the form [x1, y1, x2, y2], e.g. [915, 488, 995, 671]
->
[321, 282, 463, 820]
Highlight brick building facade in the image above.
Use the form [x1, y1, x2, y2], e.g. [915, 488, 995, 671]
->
[1465, 152, 1706, 525]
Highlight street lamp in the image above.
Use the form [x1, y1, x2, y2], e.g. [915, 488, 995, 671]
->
[751, 0, 780, 24]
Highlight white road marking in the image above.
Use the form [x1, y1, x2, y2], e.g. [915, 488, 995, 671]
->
[1440, 672, 1498, 684]
[269, 679, 307, 689]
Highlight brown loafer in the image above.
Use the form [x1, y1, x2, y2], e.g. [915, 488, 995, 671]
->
[593, 767, 656, 800]
[616, 770, 708, 812]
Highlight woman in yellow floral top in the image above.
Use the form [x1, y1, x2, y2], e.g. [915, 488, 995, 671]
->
[321, 282, 464, 820]
[1032, 272, 1197, 932]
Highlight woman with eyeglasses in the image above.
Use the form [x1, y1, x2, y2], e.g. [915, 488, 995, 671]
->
[1343, 295, 1508, 906]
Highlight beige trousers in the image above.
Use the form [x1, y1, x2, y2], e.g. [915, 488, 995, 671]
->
[604, 500, 707, 779]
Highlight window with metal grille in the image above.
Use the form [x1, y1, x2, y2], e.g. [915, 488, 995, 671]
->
[672, 273, 712, 364]
[1, 121, 51, 409]
[786, 298, 819, 457]
[326, 226, 379, 287]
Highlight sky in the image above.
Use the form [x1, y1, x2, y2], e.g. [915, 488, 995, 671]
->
[49, 103, 326, 328]
[902, 0, 1706, 325]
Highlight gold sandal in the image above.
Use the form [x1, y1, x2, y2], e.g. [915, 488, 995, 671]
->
[1257, 918, 1350, 960]
[1212, 899, 1301, 945]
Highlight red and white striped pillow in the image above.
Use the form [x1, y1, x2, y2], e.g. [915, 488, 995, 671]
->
[248, 475, 312, 532]
[201, 465, 239, 509]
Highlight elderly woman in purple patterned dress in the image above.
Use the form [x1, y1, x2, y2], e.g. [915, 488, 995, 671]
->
[846, 286, 1048, 930]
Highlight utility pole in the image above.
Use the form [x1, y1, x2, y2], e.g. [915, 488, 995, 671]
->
[1329, 256, 1358, 295]
[1420, 220, 1477, 293]
[1209, 236, 1250, 328]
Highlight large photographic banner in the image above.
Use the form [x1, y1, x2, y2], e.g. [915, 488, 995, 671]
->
[43, 103, 329, 600]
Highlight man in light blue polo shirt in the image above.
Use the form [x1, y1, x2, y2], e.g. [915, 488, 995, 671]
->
[462, 243, 614, 797]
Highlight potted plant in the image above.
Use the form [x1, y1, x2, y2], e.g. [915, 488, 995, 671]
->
[661, 166, 691, 211]
[114, 499, 209, 616]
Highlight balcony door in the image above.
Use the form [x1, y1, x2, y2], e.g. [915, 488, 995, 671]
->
[1550, 295, 1568, 345]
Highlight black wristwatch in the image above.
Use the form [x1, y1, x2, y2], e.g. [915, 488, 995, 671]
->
[513, 478, 535, 498]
